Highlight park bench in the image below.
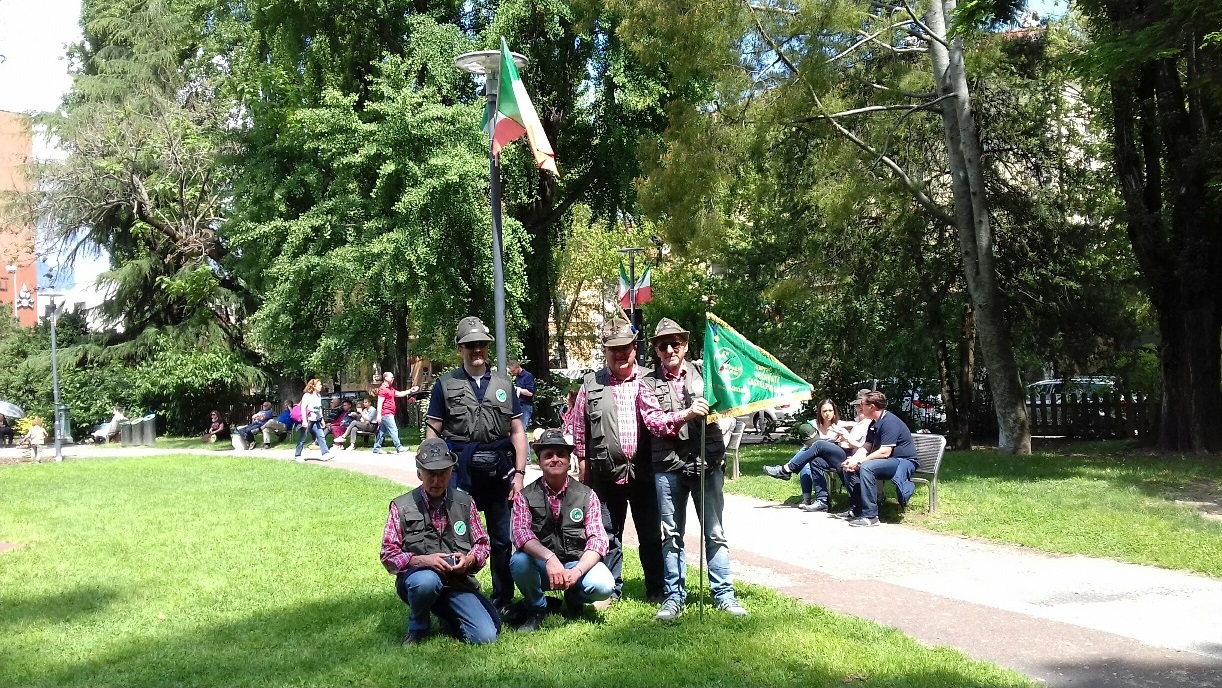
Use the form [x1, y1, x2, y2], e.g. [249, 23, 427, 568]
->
[726, 420, 747, 480]
[826, 433, 946, 513]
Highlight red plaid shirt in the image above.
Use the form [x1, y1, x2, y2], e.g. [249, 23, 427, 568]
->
[380, 491, 490, 575]
[509, 477, 609, 557]
[569, 366, 685, 475]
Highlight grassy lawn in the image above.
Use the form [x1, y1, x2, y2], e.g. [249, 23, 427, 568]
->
[154, 427, 425, 452]
[0, 456, 1030, 687]
[728, 439, 1222, 578]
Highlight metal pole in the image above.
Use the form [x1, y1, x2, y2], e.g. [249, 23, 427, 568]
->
[486, 82, 508, 374]
[699, 419, 706, 621]
[50, 299, 62, 462]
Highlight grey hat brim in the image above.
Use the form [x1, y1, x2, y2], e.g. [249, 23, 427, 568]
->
[456, 332, 494, 344]
[603, 335, 636, 347]
[650, 329, 690, 343]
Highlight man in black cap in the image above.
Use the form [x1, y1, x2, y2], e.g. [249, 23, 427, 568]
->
[425, 315, 528, 616]
[508, 428, 614, 631]
[645, 317, 746, 620]
[379, 438, 500, 646]
[569, 317, 707, 606]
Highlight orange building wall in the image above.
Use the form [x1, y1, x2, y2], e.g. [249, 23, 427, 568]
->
[0, 111, 39, 327]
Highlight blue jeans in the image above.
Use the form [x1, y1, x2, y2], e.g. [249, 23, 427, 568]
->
[509, 551, 614, 611]
[519, 406, 533, 430]
[655, 468, 735, 604]
[294, 420, 329, 457]
[394, 568, 499, 644]
[787, 440, 847, 503]
[373, 415, 401, 452]
[844, 457, 918, 518]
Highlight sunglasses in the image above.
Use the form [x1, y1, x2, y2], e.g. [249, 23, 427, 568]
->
[655, 340, 687, 351]
[460, 341, 489, 350]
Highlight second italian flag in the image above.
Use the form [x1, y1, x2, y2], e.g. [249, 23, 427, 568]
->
[484, 37, 558, 175]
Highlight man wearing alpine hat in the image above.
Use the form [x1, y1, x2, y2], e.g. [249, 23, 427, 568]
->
[569, 317, 706, 606]
[508, 428, 614, 631]
[644, 317, 747, 620]
[426, 315, 529, 617]
[379, 438, 500, 646]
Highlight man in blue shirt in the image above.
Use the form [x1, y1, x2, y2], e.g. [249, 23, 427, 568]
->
[425, 316, 529, 617]
[837, 391, 919, 527]
[508, 360, 536, 430]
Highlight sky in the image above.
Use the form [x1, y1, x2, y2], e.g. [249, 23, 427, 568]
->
[0, 0, 81, 115]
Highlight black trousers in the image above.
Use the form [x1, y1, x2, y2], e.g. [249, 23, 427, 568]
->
[590, 464, 665, 599]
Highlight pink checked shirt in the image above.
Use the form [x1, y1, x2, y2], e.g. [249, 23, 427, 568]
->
[380, 491, 491, 575]
[569, 365, 686, 473]
[509, 477, 609, 557]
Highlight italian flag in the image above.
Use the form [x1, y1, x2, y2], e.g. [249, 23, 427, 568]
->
[618, 262, 652, 309]
[484, 38, 558, 175]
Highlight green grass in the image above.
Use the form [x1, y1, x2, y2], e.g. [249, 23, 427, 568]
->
[0, 456, 1030, 687]
[728, 440, 1222, 577]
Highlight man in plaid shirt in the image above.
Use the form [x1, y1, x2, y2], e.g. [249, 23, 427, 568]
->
[568, 318, 708, 606]
[508, 428, 614, 631]
[380, 438, 500, 646]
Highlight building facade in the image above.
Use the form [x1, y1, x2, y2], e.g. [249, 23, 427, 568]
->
[0, 110, 39, 327]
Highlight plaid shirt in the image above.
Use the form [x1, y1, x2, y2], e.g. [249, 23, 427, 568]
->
[509, 477, 609, 557]
[379, 492, 490, 575]
[569, 366, 685, 472]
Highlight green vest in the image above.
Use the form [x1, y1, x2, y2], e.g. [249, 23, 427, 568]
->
[581, 368, 646, 482]
[440, 368, 515, 445]
[391, 487, 480, 591]
[646, 361, 726, 473]
[522, 478, 593, 563]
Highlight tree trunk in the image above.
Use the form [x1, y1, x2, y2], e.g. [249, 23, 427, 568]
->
[926, 0, 1030, 454]
[954, 303, 976, 450]
[1110, 61, 1222, 452]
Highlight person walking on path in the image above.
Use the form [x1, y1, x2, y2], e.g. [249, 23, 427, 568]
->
[294, 378, 332, 461]
[425, 315, 529, 617]
[644, 317, 746, 621]
[508, 428, 614, 631]
[569, 317, 704, 607]
[379, 438, 500, 646]
[373, 371, 419, 454]
[508, 359, 535, 430]
[21, 417, 48, 463]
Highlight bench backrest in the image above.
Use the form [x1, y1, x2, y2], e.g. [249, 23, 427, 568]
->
[913, 433, 946, 476]
[725, 420, 746, 452]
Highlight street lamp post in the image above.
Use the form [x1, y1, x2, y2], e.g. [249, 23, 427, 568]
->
[454, 48, 529, 374]
[43, 290, 64, 462]
[5, 264, 16, 318]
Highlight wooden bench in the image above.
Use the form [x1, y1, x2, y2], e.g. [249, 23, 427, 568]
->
[826, 433, 946, 513]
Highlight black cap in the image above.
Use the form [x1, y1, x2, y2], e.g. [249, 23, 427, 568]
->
[455, 316, 494, 345]
[415, 438, 457, 470]
[531, 428, 576, 457]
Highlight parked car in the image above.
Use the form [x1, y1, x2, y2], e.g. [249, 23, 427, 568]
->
[1026, 376, 1117, 402]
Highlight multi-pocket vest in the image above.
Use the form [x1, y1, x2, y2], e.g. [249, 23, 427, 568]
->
[391, 487, 480, 591]
[521, 478, 592, 563]
[581, 369, 646, 482]
[440, 368, 515, 445]
[646, 362, 726, 473]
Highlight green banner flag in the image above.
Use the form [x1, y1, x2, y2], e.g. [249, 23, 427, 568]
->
[702, 312, 812, 422]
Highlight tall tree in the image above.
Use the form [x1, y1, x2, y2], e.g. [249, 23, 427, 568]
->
[1075, 0, 1222, 451]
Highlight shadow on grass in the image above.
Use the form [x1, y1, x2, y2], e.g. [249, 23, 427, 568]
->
[0, 586, 122, 628]
[28, 587, 1027, 688]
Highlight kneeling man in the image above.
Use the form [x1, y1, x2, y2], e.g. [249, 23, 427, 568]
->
[509, 429, 614, 631]
[380, 438, 500, 646]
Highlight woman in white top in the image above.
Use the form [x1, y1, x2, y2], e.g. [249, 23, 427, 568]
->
[295, 378, 331, 461]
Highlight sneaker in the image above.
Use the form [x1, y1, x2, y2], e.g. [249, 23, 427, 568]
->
[799, 501, 828, 513]
[318, 453, 333, 462]
[655, 597, 684, 621]
[516, 611, 548, 632]
[830, 509, 857, 520]
[762, 465, 791, 480]
[261, 444, 271, 450]
[294, 454, 304, 463]
[847, 516, 880, 527]
[395, 448, 408, 454]
[401, 630, 429, 647]
[592, 592, 620, 611]
[716, 598, 749, 617]
[371, 449, 385, 454]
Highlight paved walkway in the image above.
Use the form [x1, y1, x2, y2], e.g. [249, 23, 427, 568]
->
[14, 443, 1222, 687]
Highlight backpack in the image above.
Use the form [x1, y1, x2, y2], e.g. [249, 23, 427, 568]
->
[289, 403, 302, 424]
